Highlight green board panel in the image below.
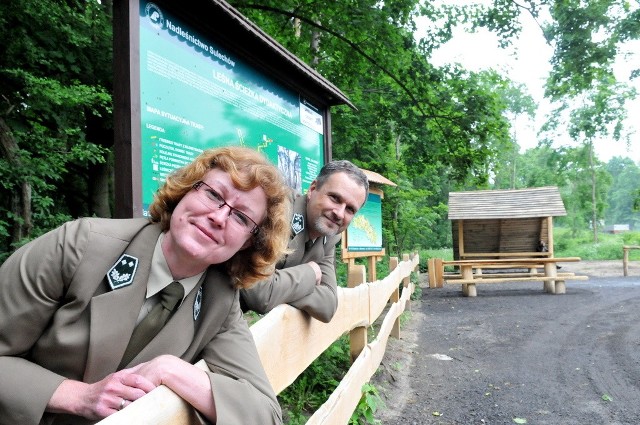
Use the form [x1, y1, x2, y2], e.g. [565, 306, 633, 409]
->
[139, 1, 325, 216]
[347, 193, 383, 251]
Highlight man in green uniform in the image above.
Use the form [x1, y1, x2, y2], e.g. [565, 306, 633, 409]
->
[241, 160, 368, 323]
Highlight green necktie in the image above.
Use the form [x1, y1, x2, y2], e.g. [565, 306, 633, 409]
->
[119, 281, 184, 368]
[305, 239, 314, 251]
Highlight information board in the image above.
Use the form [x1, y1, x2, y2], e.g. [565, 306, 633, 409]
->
[346, 193, 383, 252]
[138, 1, 325, 215]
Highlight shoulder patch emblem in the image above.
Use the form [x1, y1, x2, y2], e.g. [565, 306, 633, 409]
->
[107, 254, 139, 290]
[193, 286, 203, 321]
[291, 213, 304, 235]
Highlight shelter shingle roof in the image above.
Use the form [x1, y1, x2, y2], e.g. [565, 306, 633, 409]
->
[362, 169, 397, 187]
[448, 186, 566, 220]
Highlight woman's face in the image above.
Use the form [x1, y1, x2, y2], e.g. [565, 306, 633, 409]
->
[164, 168, 267, 273]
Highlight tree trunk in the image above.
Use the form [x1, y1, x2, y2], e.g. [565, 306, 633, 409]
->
[89, 161, 112, 217]
[510, 125, 517, 189]
[589, 141, 598, 243]
[0, 117, 32, 243]
[310, 20, 321, 67]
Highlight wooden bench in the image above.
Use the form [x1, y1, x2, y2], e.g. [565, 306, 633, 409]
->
[428, 257, 588, 297]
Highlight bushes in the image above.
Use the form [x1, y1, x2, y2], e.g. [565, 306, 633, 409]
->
[555, 228, 640, 260]
[278, 335, 384, 424]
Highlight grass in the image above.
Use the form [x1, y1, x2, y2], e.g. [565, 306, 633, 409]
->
[554, 228, 640, 260]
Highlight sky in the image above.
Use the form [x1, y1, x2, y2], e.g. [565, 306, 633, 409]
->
[415, 5, 640, 164]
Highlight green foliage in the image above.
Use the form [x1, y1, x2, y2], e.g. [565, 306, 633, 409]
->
[278, 337, 349, 423]
[0, 0, 113, 253]
[555, 227, 640, 260]
[621, 231, 640, 247]
[410, 272, 422, 300]
[605, 157, 640, 228]
[3, 0, 636, 262]
[349, 383, 383, 425]
[233, 0, 517, 255]
[544, 0, 637, 99]
[418, 248, 454, 273]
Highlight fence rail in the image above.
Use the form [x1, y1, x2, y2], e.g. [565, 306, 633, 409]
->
[98, 253, 419, 424]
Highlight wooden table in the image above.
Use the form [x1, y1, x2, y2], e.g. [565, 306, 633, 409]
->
[430, 257, 587, 297]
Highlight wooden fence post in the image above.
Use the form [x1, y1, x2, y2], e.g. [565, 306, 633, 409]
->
[348, 264, 367, 363]
[624, 246, 629, 277]
[389, 257, 400, 339]
[427, 258, 435, 288]
[435, 258, 444, 288]
[367, 256, 377, 282]
[402, 253, 411, 312]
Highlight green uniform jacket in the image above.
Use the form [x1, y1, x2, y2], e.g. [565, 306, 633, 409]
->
[0, 218, 281, 425]
[240, 195, 339, 323]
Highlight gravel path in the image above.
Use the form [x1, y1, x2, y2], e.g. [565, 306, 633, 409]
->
[372, 260, 640, 424]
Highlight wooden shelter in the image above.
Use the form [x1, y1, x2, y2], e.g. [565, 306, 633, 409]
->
[448, 186, 567, 260]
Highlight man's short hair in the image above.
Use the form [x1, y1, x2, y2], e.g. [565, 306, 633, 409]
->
[315, 160, 369, 200]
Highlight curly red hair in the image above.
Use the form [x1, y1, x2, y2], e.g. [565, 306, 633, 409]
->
[149, 146, 291, 288]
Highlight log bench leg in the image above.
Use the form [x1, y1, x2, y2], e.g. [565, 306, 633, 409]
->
[544, 280, 556, 293]
[555, 280, 566, 294]
[544, 263, 558, 294]
[461, 265, 476, 297]
[461, 283, 477, 297]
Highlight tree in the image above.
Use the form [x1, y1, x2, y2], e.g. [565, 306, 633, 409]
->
[0, 0, 113, 256]
[605, 156, 640, 229]
[555, 145, 611, 238]
[488, 81, 536, 189]
[544, 80, 634, 240]
[3, 0, 636, 261]
[232, 0, 515, 253]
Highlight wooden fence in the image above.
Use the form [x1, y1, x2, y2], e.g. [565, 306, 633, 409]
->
[98, 253, 419, 424]
[624, 245, 640, 276]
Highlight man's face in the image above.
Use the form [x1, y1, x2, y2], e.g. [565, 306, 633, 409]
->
[306, 172, 367, 240]
[164, 168, 267, 271]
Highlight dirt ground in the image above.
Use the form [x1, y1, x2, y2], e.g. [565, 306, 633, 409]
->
[371, 260, 640, 424]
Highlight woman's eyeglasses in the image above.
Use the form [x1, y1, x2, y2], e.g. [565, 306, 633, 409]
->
[192, 181, 259, 234]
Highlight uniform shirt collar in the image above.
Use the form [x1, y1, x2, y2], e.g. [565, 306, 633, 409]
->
[147, 232, 203, 301]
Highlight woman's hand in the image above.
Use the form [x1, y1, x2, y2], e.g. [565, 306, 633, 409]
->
[47, 369, 157, 420]
[131, 355, 217, 422]
[127, 354, 178, 386]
